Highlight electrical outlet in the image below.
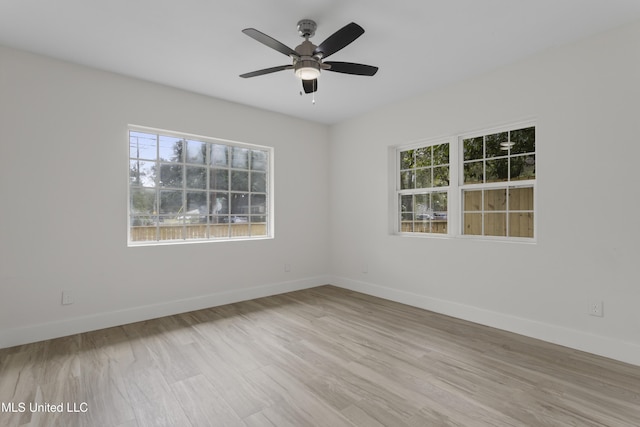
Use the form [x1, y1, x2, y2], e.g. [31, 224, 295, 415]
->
[61, 290, 74, 305]
[362, 262, 368, 274]
[588, 301, 603, 317]
[284, 264, 291, 272]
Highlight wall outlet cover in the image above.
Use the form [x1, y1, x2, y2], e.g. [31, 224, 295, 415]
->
[588, 301, 603, 317]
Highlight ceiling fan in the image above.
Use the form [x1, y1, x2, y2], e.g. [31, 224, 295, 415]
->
[239, 19, 378, 94]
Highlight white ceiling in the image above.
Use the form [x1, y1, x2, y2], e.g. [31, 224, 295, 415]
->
[2, 1, 640, 124]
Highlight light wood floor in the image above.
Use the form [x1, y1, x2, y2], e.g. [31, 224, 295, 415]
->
[1, 285, 639, 427]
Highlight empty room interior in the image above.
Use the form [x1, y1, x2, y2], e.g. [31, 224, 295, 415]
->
[1, 1, 640, 426]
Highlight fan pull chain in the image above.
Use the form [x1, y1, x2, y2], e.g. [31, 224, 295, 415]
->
[312, 80, 316, 105]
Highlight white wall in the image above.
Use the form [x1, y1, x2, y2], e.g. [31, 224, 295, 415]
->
[329, 20, 640, 366]
[0, 46, 330, 347]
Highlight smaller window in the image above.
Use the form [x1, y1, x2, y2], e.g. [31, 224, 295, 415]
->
[397, 141, 450, 235]
[460, 126, 535, 239]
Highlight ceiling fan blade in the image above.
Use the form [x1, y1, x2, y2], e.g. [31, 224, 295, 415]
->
[240, 65, 292, 78]
[324, 61, 378, 76]
[242, 28, 300, 58]
[313, 22, 364, 59]
[302, 79, 318, 94]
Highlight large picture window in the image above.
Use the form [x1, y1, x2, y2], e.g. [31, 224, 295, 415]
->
[128, 127, 272, 244]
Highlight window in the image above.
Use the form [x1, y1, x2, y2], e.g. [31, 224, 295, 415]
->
[461, 126, 535, 238]
[128, 127, 272, 244]
[397, 141, 450, 234]
[395, 123, 536, 241]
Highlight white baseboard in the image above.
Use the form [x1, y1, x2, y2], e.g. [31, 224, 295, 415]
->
[330, 276, 640, 367]
[0, 275, 329, 349]
[5, 275, 639, 367]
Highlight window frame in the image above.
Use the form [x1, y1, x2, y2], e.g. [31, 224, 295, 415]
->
[395, 138, 453, 237]
[458, 123, 536, 242]
[393, 121, 536, 242]
[127, 125, 274, 246]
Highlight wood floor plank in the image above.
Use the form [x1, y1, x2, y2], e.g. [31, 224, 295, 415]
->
[122, 365, 192, 427]
[341, 404, 386, 427]
[2, 285, 640, 427]
[258, 364, 354, 427]
[185, 340, 274, 420]
[171, 374, 244, 427]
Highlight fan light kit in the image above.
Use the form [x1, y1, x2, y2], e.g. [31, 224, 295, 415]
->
[294, 59, 320, 80]
[240, 19, 378, 94]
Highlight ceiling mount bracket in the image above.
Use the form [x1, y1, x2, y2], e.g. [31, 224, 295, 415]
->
[297, 19, 317, 39]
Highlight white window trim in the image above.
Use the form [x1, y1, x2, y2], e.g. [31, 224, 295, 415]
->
[392, 120, 536, 243]
[394, 136, 453, 237]
[127, 125, 275, 246]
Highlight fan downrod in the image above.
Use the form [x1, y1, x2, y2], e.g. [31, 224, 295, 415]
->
[297, 19, 317, 39]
